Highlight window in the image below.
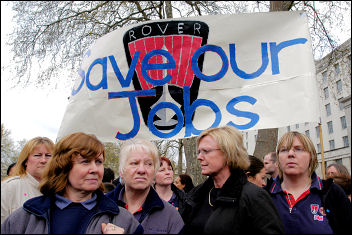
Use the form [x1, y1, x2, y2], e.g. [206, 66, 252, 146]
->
[315, 126, 320, 138]
[305, 122, 308, 126]
[325, 103, 331, 116]
[305, 130, 310, 138]
[334, 63, 340, 74]
[343, 136, 349, 147]
[323, 87, 329, 99]
[329, 140, 335, 150]
[322, 71, 327, 83]
[287, 126, 291, 132]
[336, 80, 342, 93]
[254, 135, 257, 141]
[327, 121, 334, 134]
[340, 116, 347, 129]
[317, 143, 321, 153]
[336, 158, 342, 165]
[296, 124, 299, 129]
[338, 98, 344, 110]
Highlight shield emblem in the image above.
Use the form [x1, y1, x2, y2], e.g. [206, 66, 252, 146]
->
[311, 204, 319, 214]
[123, 21, 209, 131]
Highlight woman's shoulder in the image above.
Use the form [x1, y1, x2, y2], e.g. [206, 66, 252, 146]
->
[241, 181, 271, 200]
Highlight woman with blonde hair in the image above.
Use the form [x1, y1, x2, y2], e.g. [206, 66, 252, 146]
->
[182, 125, 284, 234]
[268, 131, 351, 234]
[1, 132, 142, 234]
[106, 138, 184, 234]
[1, 136, 54, 223]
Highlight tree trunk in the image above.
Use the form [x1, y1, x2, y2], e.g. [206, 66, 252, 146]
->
[253, 1, 293, 159]
[270, 1, 293, 11]
[177, 139, 183, 175]
[165, 1, 173, 18]
[183, 136, 206, 186]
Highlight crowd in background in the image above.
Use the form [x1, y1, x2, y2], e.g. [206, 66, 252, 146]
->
[1, 126, 351, 234]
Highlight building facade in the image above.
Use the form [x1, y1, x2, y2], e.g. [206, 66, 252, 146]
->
[244, 38, 351, 177]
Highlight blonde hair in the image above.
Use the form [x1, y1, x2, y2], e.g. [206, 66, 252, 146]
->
[276, 131, 318, 178]
[12, 137, 54, 177]
[39, 132, 105, 195]
[119, 138, 160, 183]
[197, 125, 250, 170]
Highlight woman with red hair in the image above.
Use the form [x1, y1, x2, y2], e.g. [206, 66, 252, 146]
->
[154, 156, 186, 216]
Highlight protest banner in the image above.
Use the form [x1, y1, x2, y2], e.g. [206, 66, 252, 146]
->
[57, 11, 319, 142]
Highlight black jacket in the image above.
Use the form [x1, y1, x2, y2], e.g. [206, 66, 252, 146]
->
[321, 178, 351, 234]
[171, 183, 187, 217]
[182, 169, 284, 234]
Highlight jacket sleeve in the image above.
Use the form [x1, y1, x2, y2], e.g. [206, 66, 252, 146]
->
[245, 186, 284, 234]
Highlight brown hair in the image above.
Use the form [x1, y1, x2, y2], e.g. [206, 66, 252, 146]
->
[12, 137, 54, 177]
[160, 156, 173, 171]
[326, 163, 350, 178]
[39, 132, 105, 195]
[276, 131, 318, 178]
[246, 155, 264, 177]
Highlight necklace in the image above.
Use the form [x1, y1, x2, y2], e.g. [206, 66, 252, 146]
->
[208, 187, 214, 207]
[282, 180, 311, 214]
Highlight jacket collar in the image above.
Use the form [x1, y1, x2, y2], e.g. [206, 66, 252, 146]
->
[107, 183, 164, 213]
[269, 172, 323, 194]
[187, 168, 247, 206]
[23, 190, 119, 218]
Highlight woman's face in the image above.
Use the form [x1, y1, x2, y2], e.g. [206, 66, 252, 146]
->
[174, 176, 185, 190]
[121, 149, 155, 191]
[278, 136, 311, 177]
[66, 154, 104, 195]
[25, 144, 52, 181]
[155, 160, 174, 186]
[326, 166, 338, 178]
[248, 168, 267, 187]
[197, 135, 227, 177]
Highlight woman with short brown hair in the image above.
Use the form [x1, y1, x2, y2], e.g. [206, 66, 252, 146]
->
[2, 132, 142, 234]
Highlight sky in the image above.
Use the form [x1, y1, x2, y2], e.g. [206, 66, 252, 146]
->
[1, 2, 351, 144]
[1, 3, 70, 143]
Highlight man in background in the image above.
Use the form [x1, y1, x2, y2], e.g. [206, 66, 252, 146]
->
[263, 152, 279, 190]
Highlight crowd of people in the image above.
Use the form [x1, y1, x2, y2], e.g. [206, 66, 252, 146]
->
[1, 126, 351, 234]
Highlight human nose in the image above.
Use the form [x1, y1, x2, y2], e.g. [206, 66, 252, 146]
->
[136, 163, 146, 173]
[88, 162, 98, 173]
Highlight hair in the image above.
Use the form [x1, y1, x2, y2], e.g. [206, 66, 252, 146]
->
[160, 156, 173, 171]
[103, 167, 115, 183]
[7, 162, 17, 176]
[12, 137, 54, 177]
[326, 163, 350, 178]
[103, 182, 116, 193]
[39, 132, 105, 195]
[332, 175, 351, 196]
[276, 131, 318, 178]
[197, 125, 250, 170]
[267, 152, 277, 163]
[118, 138, 160, 183]
[178, 174, 194, 193]
[246, 155, 264, 177]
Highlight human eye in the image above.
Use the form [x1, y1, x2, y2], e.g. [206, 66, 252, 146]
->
[80, 159, 89, 164]
[295, 147, 305, 152]
[96, 159, 103, 165]
[279, 148, 288, 153]
[45, 154, 52, 158]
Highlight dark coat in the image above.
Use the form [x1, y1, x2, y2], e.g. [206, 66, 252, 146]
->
[171, 183, 187, 217]
[182, 169, 284, 234]
[321, 178, 351, 234]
